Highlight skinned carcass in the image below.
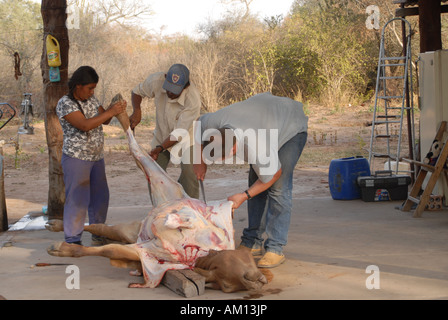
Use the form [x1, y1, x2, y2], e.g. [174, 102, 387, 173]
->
[47, 94, 267, 291]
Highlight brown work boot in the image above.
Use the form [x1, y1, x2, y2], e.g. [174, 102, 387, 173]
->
[237, 244, 263, 256]
[257, 252, 285, 268]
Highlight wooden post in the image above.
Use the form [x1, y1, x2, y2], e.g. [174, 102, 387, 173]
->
[41, 0, 69, 220]
[418, 0, 442, 53]
[0, 146, 8, 232]
[401, 12, 415, 183]
[162, 270, 205, 298]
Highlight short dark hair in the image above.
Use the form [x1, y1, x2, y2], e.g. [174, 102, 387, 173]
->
[68, 66, 99, 97]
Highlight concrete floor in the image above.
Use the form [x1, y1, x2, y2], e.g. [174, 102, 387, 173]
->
[1, 196, 448, 301]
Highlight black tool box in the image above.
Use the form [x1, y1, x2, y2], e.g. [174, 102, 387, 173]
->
[357, 170, 411, 202]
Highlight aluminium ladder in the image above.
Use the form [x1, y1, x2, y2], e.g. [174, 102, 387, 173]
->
[368, 18, 416, 178]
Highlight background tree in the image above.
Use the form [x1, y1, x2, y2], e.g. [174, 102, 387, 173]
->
[41, 0, 69, 220]
[0, 0, 446, 132]
[0, 0, 42, 105]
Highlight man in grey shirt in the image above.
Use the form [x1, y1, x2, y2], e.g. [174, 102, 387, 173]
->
[193, 92, 308, 268]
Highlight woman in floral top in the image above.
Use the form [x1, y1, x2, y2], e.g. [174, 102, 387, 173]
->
[56, 66, 126, 245]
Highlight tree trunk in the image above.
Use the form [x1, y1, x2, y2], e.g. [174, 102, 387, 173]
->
[418, 0, 442, 53]
[41, 0, 69, 220]
[0, 147, 7, 231]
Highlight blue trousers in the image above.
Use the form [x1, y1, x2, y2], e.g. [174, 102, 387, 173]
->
[241, 132, 307, 254]
[61, 154, 109, 244]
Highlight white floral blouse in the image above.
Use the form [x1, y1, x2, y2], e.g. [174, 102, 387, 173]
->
[56, 95, 104, 161]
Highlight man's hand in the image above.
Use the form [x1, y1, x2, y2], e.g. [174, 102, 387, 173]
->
[149, 146, 162, 161]
[227, 192, 248, 210]
[130, 92, 143, 130]
[193, 162, 207, 181]
[129, 109, 141, 130]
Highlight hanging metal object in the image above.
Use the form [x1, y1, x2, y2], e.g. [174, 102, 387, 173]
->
[18, 93, 34, 135]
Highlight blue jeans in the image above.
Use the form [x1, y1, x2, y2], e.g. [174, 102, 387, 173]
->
[61, 154, 109, 244]
[241, 132, 307, 255]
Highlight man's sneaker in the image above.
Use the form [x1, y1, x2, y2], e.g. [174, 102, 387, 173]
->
[237, 244, 263, 256]
[257, 252, 285, 268]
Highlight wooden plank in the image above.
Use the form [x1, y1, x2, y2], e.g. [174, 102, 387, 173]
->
[402, 121, 447, 213]
[396, 4, 448, 17]
[179, 269, 205, 296]
[393, 0, 448, 5]
[419, 0, 443, 53]
[162, 269, 205, 298]
[414, 141, 448, 217]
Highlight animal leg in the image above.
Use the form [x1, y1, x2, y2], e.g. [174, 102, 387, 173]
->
[47, 242, 140, 261]
[45, 220, 141, 244]
[110, 259, 143, 274]
[45, 219, 64, 232]
[84, 221, 141, 244]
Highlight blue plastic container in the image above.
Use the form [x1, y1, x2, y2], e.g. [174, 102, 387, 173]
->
[329, 156, 371, 200]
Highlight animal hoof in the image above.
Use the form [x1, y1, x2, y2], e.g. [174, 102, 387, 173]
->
[47, 241, 67, 256]
[45, 219, 64, 232]
[129, 269, 142, 277]
[47, 241, 79, 257]
[128, 282, 146, 288]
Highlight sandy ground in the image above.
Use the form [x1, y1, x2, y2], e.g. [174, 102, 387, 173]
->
[1, 105, 356, 225]
[3, 105, 445, 303]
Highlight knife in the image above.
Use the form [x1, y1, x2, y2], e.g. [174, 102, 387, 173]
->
[199, 179, 207, 204]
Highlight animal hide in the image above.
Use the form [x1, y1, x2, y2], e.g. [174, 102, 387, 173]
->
[110, 95, 235, 287]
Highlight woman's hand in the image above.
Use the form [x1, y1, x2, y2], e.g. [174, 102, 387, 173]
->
[109, 100, 127, 116]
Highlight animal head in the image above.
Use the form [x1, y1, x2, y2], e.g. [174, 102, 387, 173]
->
[194, 249, 269, 293]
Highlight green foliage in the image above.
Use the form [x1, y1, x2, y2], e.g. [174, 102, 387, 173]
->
[0, 0, 42, 99]
[194, 0, 381, 110]
[0, 0, 427, 118]
[281, 2, 378, 106]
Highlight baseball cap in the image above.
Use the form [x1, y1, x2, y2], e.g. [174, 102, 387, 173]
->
[163, 64, 190, 95]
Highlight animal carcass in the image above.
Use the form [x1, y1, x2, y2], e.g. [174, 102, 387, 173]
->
[47, 95, 267, 291]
